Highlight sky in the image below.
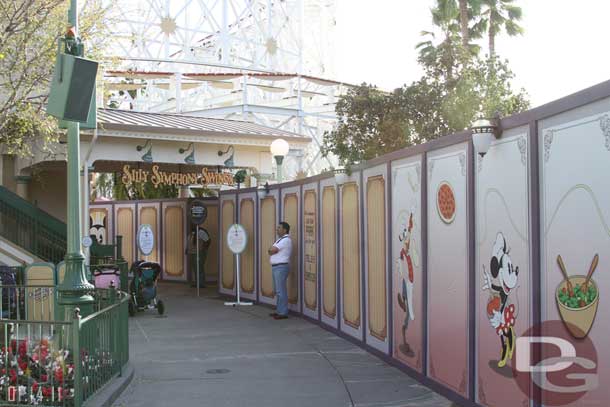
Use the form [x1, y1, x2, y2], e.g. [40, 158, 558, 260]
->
[333, 0, 610, 108]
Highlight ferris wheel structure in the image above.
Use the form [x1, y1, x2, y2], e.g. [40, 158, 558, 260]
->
[103, 0, 344, 178]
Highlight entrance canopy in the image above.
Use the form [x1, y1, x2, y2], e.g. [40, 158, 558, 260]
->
[17, 108, 311, 183]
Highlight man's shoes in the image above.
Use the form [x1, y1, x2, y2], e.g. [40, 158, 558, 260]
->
[273, 314, 288, 320]
[269, 312, 278, 317]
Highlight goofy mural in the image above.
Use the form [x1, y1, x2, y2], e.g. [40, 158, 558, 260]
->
[396, 210, 418, 356]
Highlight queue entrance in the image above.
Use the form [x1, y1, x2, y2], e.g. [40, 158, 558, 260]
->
[89, 196, 219, 285]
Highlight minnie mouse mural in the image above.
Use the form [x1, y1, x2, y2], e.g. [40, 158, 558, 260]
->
[482, 232, 520, 369]
[396, 210, 419, 356]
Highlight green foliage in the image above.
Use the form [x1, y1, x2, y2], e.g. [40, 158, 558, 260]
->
[322, 1, 529, 166]
[90, 172, 179, 201]
[321, 84, 411, 166]
[0, 0, 112, 157]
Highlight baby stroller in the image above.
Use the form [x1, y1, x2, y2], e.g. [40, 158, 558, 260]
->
[91, 264, 121, 289]
[128, 261, 164, 316]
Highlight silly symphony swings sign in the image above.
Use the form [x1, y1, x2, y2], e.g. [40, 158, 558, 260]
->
[121, 164, 235, 188]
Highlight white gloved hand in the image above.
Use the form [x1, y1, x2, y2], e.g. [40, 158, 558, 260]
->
[482, 268, 492, 291]
[490, 310, 502, 329]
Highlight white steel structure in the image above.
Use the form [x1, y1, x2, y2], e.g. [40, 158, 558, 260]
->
[103, 0, 345, 178]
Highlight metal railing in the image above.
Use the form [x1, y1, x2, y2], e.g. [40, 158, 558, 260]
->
[0, 186, 67, 264]
[0, 285, 129, 406]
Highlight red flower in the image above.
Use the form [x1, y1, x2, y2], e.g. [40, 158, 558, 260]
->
[32, 381, 39, 393]
[18, 360, 27, 372]
[40, 374, 48, 382]
[54, 368, 63, 383]
[42, 386, 52, 397]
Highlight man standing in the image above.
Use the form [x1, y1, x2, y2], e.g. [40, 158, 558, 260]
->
[268, 222, 292, 320]
[187, 229, 210, 288]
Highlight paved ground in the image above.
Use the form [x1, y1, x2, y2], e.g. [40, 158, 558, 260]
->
[113, 283, 454, 407]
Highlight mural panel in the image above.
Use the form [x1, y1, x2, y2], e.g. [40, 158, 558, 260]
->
[115, 205, 135, 266]
[427, 143, 469, 396]
[540, 107, 610, 406]
[221, 199, 235, 291]
[342, 181, 361, 335]
[366, 174, 387, 349]
[139, 205, 159, 263]
[163, 204, 185, 280]
[260, 195, 277, 301]
[391, 157, 423, 371]
[283, 193, 300, 306]
[240, 198, 255, 294]
[303, 188, 318, 315]
[475, 131, 531, 406]
[321, 184, 337, 325]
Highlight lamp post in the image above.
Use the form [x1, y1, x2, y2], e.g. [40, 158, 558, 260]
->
[58, 0, 95, 317]
[270, 139, 289, 182]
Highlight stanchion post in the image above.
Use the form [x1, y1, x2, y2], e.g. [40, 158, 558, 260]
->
[196, 225, 200, 298]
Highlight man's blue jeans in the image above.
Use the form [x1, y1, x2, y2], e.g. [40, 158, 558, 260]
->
[272, 264, 290, 316]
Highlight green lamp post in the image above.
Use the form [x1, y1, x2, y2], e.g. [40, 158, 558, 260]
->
[56, 0, 95, 317]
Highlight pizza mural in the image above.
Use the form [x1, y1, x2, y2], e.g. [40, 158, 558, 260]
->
[437, 181, 456, 224]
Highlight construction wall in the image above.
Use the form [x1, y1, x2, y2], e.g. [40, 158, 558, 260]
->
[218, 80, 610, 407]
[90, 197, 219, 283]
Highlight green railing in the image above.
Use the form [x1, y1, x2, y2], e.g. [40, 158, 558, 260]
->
[0, 285, 129, 406]
[0, 186, 67, 264]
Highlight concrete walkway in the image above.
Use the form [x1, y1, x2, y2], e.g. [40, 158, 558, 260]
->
[113, 283, 454, 407]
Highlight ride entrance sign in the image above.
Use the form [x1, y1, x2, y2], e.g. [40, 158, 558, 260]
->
[227, 224, 247, 254]
[225, 224, 252, 307]
[138, 224, 155, 256]
[189, 200, 208, 225]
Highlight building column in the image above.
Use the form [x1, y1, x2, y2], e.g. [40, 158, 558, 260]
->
[15, 175, 32, 200]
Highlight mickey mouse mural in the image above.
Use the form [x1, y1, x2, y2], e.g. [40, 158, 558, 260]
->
[482, 232, 519, 368]
[89, 210, 107, 244]
[395, 210, 419, 357]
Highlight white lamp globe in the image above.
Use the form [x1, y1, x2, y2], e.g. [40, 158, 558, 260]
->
[270, 138, 289, 157]
[471, 119, 495, 157]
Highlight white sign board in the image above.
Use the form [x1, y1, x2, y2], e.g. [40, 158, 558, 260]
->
[82, 236, 93, 248]
[138, 224, 155, 256]
[227, 224, 247, 254]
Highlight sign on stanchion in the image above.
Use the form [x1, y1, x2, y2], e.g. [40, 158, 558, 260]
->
[225, 224, 252, 306]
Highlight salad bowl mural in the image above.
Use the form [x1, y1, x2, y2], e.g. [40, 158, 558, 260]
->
[555, 254, 599, 338]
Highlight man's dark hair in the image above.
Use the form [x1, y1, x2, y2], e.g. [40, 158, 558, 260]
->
[279, 221, 290, 233]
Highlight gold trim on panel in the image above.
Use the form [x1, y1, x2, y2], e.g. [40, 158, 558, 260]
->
[304, 190, 317, 311]
[342, 182, 361, 329]
[366, 176, 387, 340]
[284, 193, 299, 305]
[221, 200, 235, 290]
[260, 197, 276, 298]
[322, 186, 337, 318]
[163, 206, 184, 277]
[116, 207, 134, 265]
[240, 199, 255, 293]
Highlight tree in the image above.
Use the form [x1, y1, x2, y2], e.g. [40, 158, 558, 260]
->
[480, 0, 524, 56]
[321, 84, 411, 166]
[0, 0, 112, 157]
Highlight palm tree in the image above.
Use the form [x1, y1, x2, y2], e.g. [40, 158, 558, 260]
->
[480, 0, 524, 56]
